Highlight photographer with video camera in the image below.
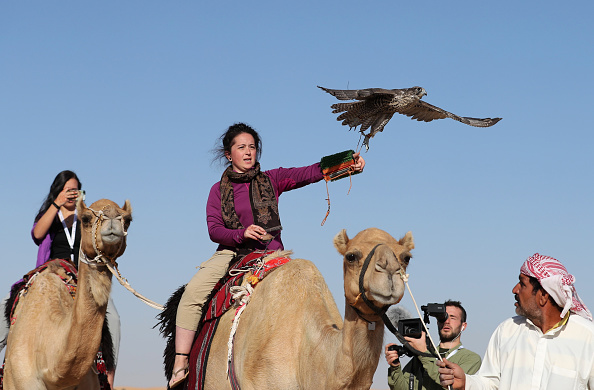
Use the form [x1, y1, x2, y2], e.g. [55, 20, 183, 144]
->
[385, 300, 481, 390]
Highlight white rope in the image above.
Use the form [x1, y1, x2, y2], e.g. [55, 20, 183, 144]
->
[226, 284, 253, 377]
[19, 272, 40, 299]
[79, 207, 164, 311]
[105, 262, 164, 311]
[227, 257, 266, 278]
[398, 268, 442, 362]
[397, 268, 453, 390]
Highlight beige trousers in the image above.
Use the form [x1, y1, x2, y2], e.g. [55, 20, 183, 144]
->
[176, 249, 236, 331]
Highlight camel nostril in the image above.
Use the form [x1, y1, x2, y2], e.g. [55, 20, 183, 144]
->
[375, 257, 388, 271]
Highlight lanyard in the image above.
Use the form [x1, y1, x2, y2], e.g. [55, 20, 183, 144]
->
[444, 345, 464, 360]
[58, 209, 77, 262]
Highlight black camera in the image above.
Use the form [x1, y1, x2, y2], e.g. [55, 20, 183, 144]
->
[388, 344, 404, 356]
[420, 303, 448, 323]
[397, 318, 424, 339]
[389, 303, 448, 357]
[388, 343, 412, 358]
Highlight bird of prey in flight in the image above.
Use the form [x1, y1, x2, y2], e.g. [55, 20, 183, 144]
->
[318, 85, 501, 150]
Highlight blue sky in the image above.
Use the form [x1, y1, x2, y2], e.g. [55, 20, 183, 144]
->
[1, 1, 592, 388]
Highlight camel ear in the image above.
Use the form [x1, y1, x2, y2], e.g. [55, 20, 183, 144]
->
[399, 231, 414, 251]
[333, 229, 349, 255]
[121, 199, 132, 214]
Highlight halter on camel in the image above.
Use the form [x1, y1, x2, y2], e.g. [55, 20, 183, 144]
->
[79, 205, 164, 310]
[351, 243, 442, 361]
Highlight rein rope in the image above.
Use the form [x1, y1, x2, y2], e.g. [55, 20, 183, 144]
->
[79, 206, 164, 311]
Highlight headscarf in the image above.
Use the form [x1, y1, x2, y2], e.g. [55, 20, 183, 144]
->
[520, 253, 592, 321]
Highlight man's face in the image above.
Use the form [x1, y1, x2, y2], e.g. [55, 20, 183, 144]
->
[512, 273, 541, 320]
[438, 306, 466, 342]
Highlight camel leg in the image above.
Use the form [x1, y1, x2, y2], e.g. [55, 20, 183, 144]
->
[3, 358, 43, 390]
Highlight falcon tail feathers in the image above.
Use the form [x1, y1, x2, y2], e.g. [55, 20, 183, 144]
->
[459, 117, 502, 127]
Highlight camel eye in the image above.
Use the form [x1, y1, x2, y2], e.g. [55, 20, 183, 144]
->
[400, 253, 412, 265]
[80, 213, 93, 226]
[345, 252, 359, 263]
[123, 215, 132, 230]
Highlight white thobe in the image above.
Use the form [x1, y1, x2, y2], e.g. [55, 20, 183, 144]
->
[466, 315, 594, 390]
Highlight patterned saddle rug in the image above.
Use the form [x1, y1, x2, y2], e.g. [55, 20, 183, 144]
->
[158, 250, 291, 390]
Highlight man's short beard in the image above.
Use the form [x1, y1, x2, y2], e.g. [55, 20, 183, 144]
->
[515, 295, 541, 322]
[439, 327, 462, 343]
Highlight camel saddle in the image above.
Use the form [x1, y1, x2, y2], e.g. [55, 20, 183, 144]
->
[158, 250, 292, 390]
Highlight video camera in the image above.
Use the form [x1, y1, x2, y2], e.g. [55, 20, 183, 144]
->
[391, 303, 449, 357]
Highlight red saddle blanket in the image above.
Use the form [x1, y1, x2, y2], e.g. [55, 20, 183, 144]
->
[6, 259, 78, 325]
[186, 250, 290, 390]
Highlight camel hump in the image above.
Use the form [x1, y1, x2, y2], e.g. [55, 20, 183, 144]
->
[266, 257, 324, 283]
[252, 257, 336, 307]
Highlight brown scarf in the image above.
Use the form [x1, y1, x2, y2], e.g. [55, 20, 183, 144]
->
[220, 163, 282, 235]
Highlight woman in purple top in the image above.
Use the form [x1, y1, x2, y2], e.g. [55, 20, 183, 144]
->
[169, 123, 365, 387]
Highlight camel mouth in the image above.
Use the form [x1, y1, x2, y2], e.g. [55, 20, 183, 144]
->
[101, 232, 124, 243]
[368, 291, 402, 306]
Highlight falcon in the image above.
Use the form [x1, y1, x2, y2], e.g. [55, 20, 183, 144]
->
[318, 86, 501, 150]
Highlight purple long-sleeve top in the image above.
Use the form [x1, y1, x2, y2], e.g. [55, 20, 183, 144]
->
[206, 163, 324, 252]
[31, 221, 54, 267]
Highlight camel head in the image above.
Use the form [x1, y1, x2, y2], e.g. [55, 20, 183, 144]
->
[334, 228, 414, 319]
[78, 198, 133, 263]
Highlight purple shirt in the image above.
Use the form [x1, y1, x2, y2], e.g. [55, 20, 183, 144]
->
[206, 163, 324, 252]
[32, 221, 54, 268]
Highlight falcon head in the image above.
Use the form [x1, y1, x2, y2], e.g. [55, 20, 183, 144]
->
[410, 86, 427, 98]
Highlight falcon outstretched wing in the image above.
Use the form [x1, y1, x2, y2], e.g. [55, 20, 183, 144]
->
[398, 100, 501, 127]
[317, 86, 408, 101]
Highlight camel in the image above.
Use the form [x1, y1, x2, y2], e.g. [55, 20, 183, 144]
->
[202, 227, 414, 390]
[3, 198, 132, 390]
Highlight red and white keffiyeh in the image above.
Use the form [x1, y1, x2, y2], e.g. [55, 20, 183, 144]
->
[520, 253, 592, 321]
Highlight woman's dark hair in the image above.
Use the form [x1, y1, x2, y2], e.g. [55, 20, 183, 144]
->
[213, 123, 262, 165]
[35, 170, 82, 221]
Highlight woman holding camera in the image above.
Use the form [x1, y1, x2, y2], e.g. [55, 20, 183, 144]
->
[32, 170, 83, 266]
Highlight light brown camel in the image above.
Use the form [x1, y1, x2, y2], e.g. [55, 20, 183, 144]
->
[204, 227, 414, 390]
[3, 198, 132, 390]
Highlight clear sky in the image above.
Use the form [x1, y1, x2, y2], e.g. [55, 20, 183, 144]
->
[1, 1, 593, 388]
